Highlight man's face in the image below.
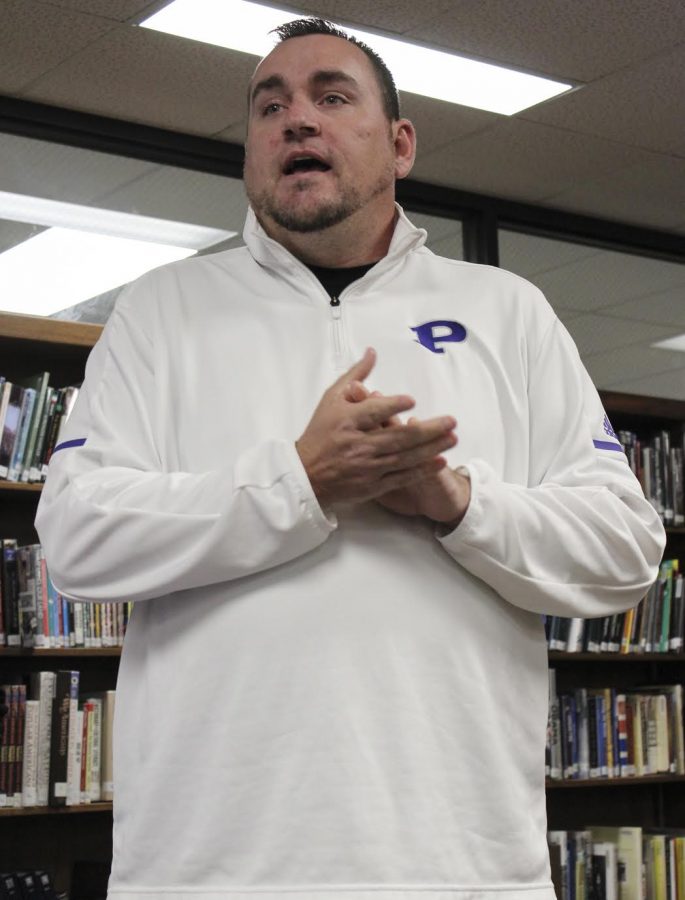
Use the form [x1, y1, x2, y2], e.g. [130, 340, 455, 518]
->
[244, 34, 407, 235]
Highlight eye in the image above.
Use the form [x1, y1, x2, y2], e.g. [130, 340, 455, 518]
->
[262, 102, 283, 116]
[322, 94, 345, 106]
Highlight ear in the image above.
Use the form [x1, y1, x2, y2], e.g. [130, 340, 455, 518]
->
[393, 118, 417, 180]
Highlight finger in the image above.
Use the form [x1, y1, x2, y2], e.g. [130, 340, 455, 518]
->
[370, 431, 457, 474]
[343, 380, 370, 403]
[353, 394, 416, 430]
[369, 457, 448, 497]
[333, 347, 376, 392]
[369, 390, 404, 428]
[367, 415, 457, 453]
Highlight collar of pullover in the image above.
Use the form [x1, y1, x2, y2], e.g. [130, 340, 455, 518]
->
[242, 202, 428, 294]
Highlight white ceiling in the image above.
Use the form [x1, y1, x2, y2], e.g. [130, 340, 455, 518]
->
[1, 0, 684, 399]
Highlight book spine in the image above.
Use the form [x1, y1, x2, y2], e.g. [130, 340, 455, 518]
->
[21, 699, 40, 807]
[66, 706, 84, 806]
[48, 670, 76, 806]
[30, 669, 56, 807]
[101, 691, 115, 801]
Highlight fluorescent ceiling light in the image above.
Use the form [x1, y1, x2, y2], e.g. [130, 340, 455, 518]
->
[0, 190, 233, 249]
[652, 334, 685, 353]
[140, 0, 573, 115]
[0, 192, 237, 316]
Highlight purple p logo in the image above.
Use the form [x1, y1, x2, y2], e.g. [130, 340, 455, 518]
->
[411, 320, 467, 354]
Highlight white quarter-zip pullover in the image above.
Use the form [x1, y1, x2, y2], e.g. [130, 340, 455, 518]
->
[36, 205, 665, 900]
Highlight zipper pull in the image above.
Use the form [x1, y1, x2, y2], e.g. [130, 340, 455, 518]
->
[330, 295, 341, 318]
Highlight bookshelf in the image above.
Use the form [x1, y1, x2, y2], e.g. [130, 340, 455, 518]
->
[546, 390, 685, 834]
[0, 312, 113, 896]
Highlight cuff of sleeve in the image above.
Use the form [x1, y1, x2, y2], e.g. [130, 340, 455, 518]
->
[435, 459, 489, 547]
[281, 439, 338, 533]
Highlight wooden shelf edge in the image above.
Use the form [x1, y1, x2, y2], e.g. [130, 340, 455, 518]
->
[0, 311, 102, 348]
[0, 481, 43, 492]
[549, 651, 685, 662]
[0, 802, 112, 817]
[0, 647, 122, 657]
[547, 774, 685, 789]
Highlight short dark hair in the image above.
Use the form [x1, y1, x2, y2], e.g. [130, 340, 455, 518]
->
[271, 18, 401, 121]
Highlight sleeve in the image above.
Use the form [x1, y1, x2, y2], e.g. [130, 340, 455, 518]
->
[34, 280, 336, 605]
[437, 315, 666, 618]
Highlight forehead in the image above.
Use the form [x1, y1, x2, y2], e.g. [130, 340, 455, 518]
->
[250, 33, 378, 93]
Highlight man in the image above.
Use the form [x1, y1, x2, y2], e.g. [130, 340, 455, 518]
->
[36, 18, 665, 900]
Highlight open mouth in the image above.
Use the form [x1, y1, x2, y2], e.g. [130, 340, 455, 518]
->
[283, 157, 332, 175]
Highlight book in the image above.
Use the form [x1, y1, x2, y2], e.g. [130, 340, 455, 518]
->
[588, 826, 643, 900]
[48, 670, 79, 807]
[100, 690, 115, 801]
[22, 700, 40, 806]
[0, 383, 24, 479]
[29, 671, 56, 807]
[592, 841, 618, 900]
[1, 539, 20, 647]
[18, 372, 50, 482]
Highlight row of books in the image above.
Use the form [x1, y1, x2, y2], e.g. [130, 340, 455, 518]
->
[0, 671, 115, 809]
[546, 673, 684, 781]
[0, 372, 79, 484]
[619, 428, 684, 527]
[545, 560, 682, 655]
[0, 871, 60, 900]
[548, 826, 685, 900]
[1, 540, 132, 648]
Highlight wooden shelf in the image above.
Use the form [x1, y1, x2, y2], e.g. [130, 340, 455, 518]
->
[0, 312, 101, 348]
[600, 390, 685, 422]
[0, 802, 112, 817]
[549, 651, 685, 662]
[0, 481, 42, 493]
[547, 774, 685, 789]
[0, 647, 121, 657]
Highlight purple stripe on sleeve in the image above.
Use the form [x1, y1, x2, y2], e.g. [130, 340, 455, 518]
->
[593, 439, 623, 452]
[52, 438, 86, 454]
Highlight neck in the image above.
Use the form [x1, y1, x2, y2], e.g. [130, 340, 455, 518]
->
[259, 203, 398, 268]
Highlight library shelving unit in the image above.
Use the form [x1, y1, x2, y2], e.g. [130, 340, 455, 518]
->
[0, 312, 115, 895]
[546, 390, 685, 832]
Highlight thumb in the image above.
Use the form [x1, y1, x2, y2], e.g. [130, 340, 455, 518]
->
[334, 347, 376, 392]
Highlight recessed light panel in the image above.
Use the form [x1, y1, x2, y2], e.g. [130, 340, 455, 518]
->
[140, 0, 574, 115]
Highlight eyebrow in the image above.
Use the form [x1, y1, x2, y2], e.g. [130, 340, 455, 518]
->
[249, 69, 360, 109]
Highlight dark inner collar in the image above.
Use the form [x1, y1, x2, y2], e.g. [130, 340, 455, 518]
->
[307, 262, 378, 300]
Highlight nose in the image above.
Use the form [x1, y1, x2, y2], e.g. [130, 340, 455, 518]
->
[282, 99, 320, 139]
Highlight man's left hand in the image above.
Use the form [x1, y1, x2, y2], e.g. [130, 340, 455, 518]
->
[344, 380, 471, 529]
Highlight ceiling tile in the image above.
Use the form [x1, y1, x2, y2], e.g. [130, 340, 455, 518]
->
[410, 118, 651, 202]
[278, 1, 453, 35]
[530, 251, 685, 314]
[19, 25, 257, 135]
[604, 366, 685, 402]
[406, 0, 685, 82]
[95, 166, 248, 232]
[498, 229, 599, 279]
[0, 0, 116, 93]
[541, 153, 685, 231]
[40, 0, 160, 22]
[401, 93, 498, 160]
[560, 313, 677, 357]
[600, 285, 685, 329]
[0, 131, 155, 205]
[521, 44, 685, 155]
[582, 344, 685, 388]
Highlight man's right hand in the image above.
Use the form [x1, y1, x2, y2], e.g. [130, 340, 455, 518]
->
[295, 348, 457, 507]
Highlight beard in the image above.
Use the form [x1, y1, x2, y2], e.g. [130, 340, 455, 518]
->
[245, 164, 395, 234]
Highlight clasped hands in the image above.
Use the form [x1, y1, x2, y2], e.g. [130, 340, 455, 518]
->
[295, 347, 470, 530]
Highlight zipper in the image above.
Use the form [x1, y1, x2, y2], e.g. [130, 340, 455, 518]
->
[330, 295, 345, 369]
